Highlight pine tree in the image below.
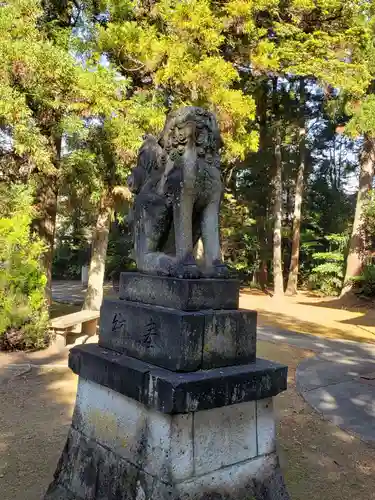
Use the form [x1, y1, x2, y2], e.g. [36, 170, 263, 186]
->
[73, 0, 261, 308]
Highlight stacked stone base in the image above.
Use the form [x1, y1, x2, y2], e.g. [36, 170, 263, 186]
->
[45, 274, 289, 500]
[46, 376, 288, 500]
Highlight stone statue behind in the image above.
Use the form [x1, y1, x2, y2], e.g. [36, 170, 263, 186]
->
[127, 106, 229, 279]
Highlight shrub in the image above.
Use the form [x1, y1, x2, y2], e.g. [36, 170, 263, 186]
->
[308, 233, 347, 296]
[350, 263, 375, 297]
[0, 185, 49, 350]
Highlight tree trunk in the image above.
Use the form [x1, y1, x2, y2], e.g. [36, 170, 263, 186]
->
[286, 79, 306, 296]
[257, 260, 269, 291]
[83, 196, 112, 311]
[341, 135, 375, 296]
[273, 125, 284, 297]
[256, 79, 271, 292]
[193, 238, 204, 265]
[272, 78, 284, 297]
[32, 135, 61, 305]
[33, 179, 58, 305]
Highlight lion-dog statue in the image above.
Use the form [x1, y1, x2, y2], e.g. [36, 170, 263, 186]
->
[127, 106, 229, 279]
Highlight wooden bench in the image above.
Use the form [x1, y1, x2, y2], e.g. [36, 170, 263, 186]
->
[50, 310, 100, 349]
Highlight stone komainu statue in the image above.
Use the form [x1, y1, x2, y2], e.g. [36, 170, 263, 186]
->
[127, 106, 229, 278]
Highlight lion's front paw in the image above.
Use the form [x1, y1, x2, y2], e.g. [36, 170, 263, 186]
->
[175, 254, 202, 279]
[211, 259, 230, 278]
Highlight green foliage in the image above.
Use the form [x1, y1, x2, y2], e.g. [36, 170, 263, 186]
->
[94, 0, 259, 163]
[247, 0, 371, 95]
[52, 196, 94, 279]
[309, 233, 347, 295]
[350, 263, 375, 297]
[0, 0, 129, 185]
[0, 185, 48, 350]
[221, 192, 258, 275]
[105, 222, 135, 279]
[311, 252, 344, 262]
[3, 0, 375, 305]
[362, 190, 375, 245]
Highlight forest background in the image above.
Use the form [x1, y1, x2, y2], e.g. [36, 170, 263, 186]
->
[2, 0, 375, 349]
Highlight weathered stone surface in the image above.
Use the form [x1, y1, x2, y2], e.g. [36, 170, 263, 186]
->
[45, 106, 291, 500]
[43, 484, 79, 500]
[72, 377, 194, 482]
[174, 454, 284, 500]
[251, 466, 292, 500]
[147, 359, 287, 413]
[202, 308, 257, 369]
[99, 298, 256, 371]
[193, 401, 257, 475]
[99, 298, 203, 371]
[127, 107, 229, 279]
[45, 382, 290, 500]
[69, 344, 288, 414]
[72, 378, 271, 483]
[256, 398, 276, 455]
[170, 413, 194, 481]
[44, 427, 153, 500]
[45, 424, 289, 500]
[119, 272, 240, 310]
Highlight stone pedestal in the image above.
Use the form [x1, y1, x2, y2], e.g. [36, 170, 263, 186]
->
[45, 274, 289, 500]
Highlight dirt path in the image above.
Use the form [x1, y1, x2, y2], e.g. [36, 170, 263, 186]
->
[0, 368, 77, 500]
[240, 289, 375, 344]
[52, 281, 375, 344]
[1, 342, 375, 500]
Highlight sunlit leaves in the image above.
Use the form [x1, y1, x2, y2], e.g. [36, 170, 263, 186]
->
[98, 22, 165, 71]
[156, 0, 224, 52]
[98, 0, 259, 162]
[346, 95, 375, 137]
[0, 184, 48, 348]
[0, 0, 138, 193]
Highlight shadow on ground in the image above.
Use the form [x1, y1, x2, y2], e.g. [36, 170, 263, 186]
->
[50, 302, 80, 319]
[241, 289, 375, 342]
[0, 368, 77, 500]
[297, 295, 375, 336]
[51, 281, 113, 307]
[339, 311, 375, 330]
[0, 346, 71, 368]
[259, 325, 375, 445]
[0, 343, 375, 499]
[257, 309, 375, 343]
[298, 294, 375, 312]
[258, 342, 375, 500]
